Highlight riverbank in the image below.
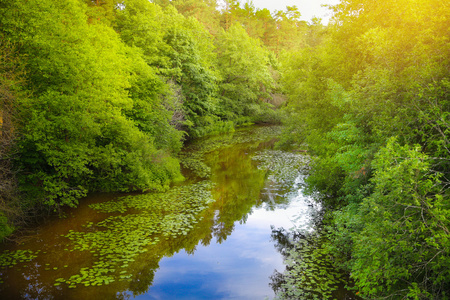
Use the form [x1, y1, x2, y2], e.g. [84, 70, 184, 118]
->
[0, 126, 297, 299]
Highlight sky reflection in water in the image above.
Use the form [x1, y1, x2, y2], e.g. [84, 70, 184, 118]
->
[140, 176, 317, 300]
[0, 128, 318, 300]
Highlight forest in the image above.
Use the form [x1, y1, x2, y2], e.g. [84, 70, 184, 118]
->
[0, 0, 449, 299]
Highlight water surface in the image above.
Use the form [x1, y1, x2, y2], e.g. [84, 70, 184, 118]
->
[0, 126, 313, 299]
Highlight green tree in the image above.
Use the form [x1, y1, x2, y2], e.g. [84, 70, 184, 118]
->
[154, 0, 221, 35]
[113, 0, 184, 150]
[0, 42, 24, 241]
[273, 6, 307, 52]
[159, 6, 221, 135]
[254, 8, 278, 49]
[278, 0, 450, 298]
[83, 0, 117, 25]
[0, 0, 183, 208]
[215, 23, 275, 122]
[351, 139, 450, 299]
[114, 1, 222, 137]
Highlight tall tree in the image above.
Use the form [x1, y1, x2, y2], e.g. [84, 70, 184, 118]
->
[273, 6, 307, 52]
[215, 23, 274, 120]
[0, 0, 183, 208]
[0, 42, 24, 241]
[278, 0, 450, 298]
[155, 0, 221, 34]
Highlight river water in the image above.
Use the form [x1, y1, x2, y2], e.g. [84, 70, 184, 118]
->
[0, 126, 324, 299]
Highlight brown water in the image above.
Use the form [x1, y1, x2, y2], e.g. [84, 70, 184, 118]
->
[0, 126, 356, 299]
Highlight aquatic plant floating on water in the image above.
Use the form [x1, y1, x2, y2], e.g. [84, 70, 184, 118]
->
[253, 150, 309, 186]
[56, 181, 215, 288]
[179, 126, 282, 178]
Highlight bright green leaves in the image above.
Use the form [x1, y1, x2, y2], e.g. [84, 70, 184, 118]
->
[114, 0, 167, 66]
[351, 139, 450, 298]
[114, 3, 183, 153]
[162, 26, 217, 117]
[411, 79, 450, 159]
[271, 229, 349, 300]
[160, 9, 220, 135]
[278, 0, 450, 298]
[114, 1, 223, 137]
[0, 0, 185, 208]
[154, 0, 221, 35]
[0, 249, 38, 269]
[219, 1, 307, 53]
[0, 0, 284, 215]
[216, 23, 275, 122]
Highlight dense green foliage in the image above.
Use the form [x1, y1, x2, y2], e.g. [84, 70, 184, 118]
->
[279, 0, 450, 298]
[215, 23, 275, 122]
[0, 42, 24, 241]
[1, 0, 183, 210]
[0, 0, 299, 239]
[3, 0, 448, 297]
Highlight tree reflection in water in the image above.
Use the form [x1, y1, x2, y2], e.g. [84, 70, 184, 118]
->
[270, 226, 362, 299]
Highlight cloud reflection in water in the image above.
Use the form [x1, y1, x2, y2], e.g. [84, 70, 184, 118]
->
[140, 176, 317, 300]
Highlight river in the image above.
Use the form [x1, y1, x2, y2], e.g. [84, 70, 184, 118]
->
[0, 126, 352, 299]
